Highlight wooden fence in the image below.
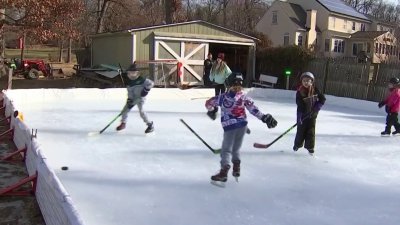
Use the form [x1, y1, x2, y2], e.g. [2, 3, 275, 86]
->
[306, 58, 400, 102]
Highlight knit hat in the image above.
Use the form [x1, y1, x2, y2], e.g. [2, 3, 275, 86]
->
[300, 72, 315, 81]
[217, 53, 225, 60]
[126, 63, 139, 71]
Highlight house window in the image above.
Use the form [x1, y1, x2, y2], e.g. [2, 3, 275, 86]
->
[333, 39, 345, 53]
[352, 43, 363, 56]
[361, 23, 366, 31]
[375, 43, 378, 53]
[272, 11, 277, 24]
[352, 22, 356, 31]
[297, 35, 303, 46]
[379, 43, 382, 54]
[283, 33, 289, 46]
[325, 39, 330, 52]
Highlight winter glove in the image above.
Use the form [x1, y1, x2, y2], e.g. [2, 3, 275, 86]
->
[378, 101, 385, 108]
[207, 107, 218, 120]
[141, 87, 150, 97]
[261, 114, 277, 128]
[313, 102, 323, 112]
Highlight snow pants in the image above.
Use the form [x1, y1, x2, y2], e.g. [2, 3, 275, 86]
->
[220, 126, 247, 167]
[294, 117, 317, 150]
[121, 99, 150, 124]
[385, 112, 400, 132]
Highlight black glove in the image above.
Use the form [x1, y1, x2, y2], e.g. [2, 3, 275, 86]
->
[378, 101, 385, 108]
[127, 98, 135, 109]
[207, 108, 218, 120]
[261, 114, 277, 128]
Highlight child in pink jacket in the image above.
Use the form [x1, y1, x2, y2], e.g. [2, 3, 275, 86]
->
[378, 77, 400, 136]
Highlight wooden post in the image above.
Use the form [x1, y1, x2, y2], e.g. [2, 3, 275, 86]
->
[20, 34, 25, 61]
[7, 67, 12, 89]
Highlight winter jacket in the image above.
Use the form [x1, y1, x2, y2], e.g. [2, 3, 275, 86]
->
[125, 76, 154, 101]
[205, 90, 264, 131]
[296, 86, 326, 119]
[210, 63, 232, 84]
[383, 88, 400, 113]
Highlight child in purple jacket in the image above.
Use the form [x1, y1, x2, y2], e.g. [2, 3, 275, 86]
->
[205, 73, 277, 183]
[378, 77, 400, 136]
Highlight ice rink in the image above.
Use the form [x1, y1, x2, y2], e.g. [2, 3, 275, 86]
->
[6, 88, 400, 225]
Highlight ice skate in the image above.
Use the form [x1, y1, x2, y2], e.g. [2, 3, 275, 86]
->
[211, 165, 230, 187]
[381, 131, 391, 137]
[293, 146, 299, 152]
[307, 148, 314, 157]
[392, 130, 400, 136]
[232, 160, 240, 182]
[116, 122, 126, 131]
[145, 122, 154, 133]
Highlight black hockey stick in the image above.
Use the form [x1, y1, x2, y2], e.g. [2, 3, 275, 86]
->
[180, 119, 221, 154]
[253, 112, 313, 149]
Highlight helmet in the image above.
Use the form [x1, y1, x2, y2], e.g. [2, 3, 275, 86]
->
[389, 77, 400, 85]
[300, 72, 314, 81]
[225, 72, 243, 87]
[126, 63, 138, 72]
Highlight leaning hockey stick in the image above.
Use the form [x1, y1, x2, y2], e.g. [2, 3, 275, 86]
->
[253, 112, 313, 149]
[180, 119, 221, 154]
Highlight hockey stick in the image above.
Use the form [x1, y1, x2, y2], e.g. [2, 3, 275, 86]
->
[253, 112, 313, 149]
[179, 119, 221, 154]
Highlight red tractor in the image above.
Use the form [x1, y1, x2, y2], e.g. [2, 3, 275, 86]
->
[13, 58, 53, 79]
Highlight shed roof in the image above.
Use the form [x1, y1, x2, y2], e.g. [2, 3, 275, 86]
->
[91, 20, 258, 41]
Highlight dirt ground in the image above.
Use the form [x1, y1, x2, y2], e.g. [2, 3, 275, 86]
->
[0, 67, 76, 225]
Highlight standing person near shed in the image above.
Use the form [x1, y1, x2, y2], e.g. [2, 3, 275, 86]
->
[210, 52, 232, 96]
[203, 52, 213, 87]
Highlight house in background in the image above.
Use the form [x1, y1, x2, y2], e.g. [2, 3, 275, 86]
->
[255, 0, 398, 63]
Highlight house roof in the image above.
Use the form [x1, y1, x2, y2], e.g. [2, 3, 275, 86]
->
[350, 31, 387, 39]
[280, 2, 321, 32]
[316, 0, 370, 21]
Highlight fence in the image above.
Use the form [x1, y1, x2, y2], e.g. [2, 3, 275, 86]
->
[306, 58, 400, 102]
[1, 93, 85, 225]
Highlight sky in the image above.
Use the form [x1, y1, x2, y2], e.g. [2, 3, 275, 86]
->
[7, 88, 400, 225]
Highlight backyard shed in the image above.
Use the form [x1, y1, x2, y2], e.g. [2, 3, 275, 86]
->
[90, 20, 257, 87]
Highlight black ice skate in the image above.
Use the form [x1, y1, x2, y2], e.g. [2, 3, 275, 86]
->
[307, 148, 314, 156]
[211, 165, 230, 187]
[116, 122, 126, 131]
[381, 131, 391, 137]
[145, 122, 154, 133]
[293, 146, 299, 152]
[232, 160, 240, 182]
[392, 130, 400, 136]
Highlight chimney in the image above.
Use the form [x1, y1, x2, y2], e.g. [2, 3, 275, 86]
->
[306, 9, 317, 48]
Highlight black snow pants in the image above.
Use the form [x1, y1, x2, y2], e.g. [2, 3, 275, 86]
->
[294, 117, 317, 150]
[385, 112, 400, 132]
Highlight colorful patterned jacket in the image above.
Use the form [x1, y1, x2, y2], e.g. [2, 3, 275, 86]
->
[205, 90, 264, 131]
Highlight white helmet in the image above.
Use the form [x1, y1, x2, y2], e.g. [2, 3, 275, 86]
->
[300, 72, 314, 81]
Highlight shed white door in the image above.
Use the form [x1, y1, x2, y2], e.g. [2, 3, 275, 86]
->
[155, 40, 208, 85]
